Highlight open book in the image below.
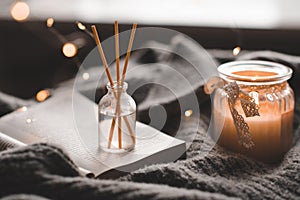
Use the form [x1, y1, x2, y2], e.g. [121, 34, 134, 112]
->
[0, 89, 186, 178]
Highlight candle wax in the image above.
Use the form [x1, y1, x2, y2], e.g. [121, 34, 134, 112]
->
[212, 92, 294, 163]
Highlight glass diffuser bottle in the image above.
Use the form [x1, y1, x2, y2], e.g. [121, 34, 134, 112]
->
[212, 60, 294, 163]
[98, 81, 136, 153]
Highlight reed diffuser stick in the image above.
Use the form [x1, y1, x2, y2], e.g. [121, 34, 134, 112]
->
[115, 21, 120, 82]
[121, 23, 137, 84]
[118, 23, 137, 145]
[116, 97, 122, 148]
[107, 23, 137, 149]
[91, 25, 119, 148]
[114, 21, 122, 149]
[91, 25, 114, 85]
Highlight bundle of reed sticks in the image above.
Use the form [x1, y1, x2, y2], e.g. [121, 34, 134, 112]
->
[91, 21, 137, 149]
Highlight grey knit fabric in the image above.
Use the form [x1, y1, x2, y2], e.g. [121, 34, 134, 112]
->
[0, 107, 299, 200]
[0, 144, 236, 200]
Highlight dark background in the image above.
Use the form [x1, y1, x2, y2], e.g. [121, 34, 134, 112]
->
[1, 20, 300, 99]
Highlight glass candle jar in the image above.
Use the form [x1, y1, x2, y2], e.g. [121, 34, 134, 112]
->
[98, 81, 136, 153]
[212, 60, 294, 163]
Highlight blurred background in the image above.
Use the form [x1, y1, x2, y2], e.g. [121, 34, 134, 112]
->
[0, 0, 300, 99]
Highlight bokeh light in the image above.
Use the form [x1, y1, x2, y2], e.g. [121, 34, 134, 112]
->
[17, 106, 28, 112]
[184, 109, 193, 117]
[36, 90, 50, 102]
[82, 72, 90, 80]
[77, 22, 86, 30]
[10, 1, 30, 22]
[233, 46, 241, 56]
[46, 18, 54, 28]
[62, 42, 78, 58]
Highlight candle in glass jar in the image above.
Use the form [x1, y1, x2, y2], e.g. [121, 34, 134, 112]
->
[214, 98, 294, 163]
[212, 61, 294, 163]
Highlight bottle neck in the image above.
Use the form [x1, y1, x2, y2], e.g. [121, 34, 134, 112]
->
[106, 81, 128, 94]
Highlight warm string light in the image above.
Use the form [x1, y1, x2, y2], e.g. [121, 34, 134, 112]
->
[45, 19, 93, 76]
[77, 21, 94, 38]
[62, 42, 78, 58]
[184, 109, 193, 117]
[45, 18, 79, 58]
[10, 1, 30, 22]
[17, 106, 28, 112]
[45, 18, 67, 43]
[77, 22, 86, 30]
[233, 46, 241, 56]
[46, 18, 54, 28]
[82, 72, 90, 80]
[36, 90, 50, 102]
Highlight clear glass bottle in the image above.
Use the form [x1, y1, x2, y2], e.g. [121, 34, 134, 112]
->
[212, 60, 294, 163]
[98, 81, 136, 153]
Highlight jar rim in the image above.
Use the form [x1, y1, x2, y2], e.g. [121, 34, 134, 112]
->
[106, 81, 128, 90]
[218, 60, 293, 85]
